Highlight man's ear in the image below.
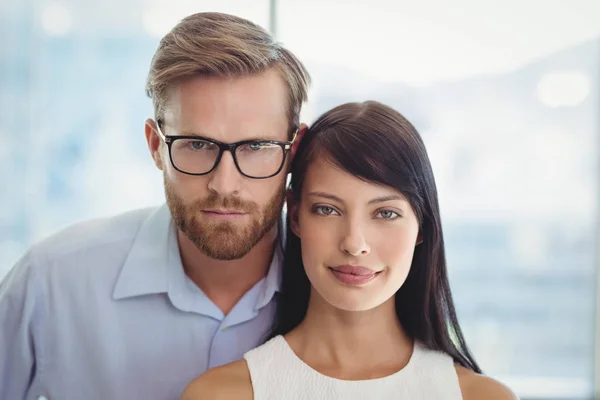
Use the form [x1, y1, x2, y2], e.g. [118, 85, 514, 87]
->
[286, 189, 301, 237]
[290, 123, 308, 162]
[145, 118, 164, 170]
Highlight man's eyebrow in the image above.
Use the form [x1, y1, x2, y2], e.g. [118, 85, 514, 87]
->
[179, 131, 207, 137]
[178, 131, 283, 141]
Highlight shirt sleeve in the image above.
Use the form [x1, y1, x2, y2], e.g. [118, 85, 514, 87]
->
[0, 251, 43, 399]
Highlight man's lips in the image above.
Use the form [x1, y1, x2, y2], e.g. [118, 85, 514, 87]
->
[202, 209, 246, 215]
[201, 209, 248, 220]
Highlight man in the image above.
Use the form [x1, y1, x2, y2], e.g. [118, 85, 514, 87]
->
[0, 12, 310, 399]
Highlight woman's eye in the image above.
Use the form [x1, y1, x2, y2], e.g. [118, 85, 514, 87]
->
[314, 206, 338, 216]
[377, 210, 399, 220]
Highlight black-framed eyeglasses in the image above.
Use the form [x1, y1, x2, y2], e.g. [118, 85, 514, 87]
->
[154, 120, 297, 179]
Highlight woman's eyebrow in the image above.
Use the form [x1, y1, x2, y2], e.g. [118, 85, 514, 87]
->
[307, 192, 406, 205]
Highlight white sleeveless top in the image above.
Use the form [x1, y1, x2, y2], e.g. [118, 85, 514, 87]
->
[243, 335, 463, 400]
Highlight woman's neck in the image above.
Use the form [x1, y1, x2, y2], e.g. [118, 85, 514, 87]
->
[285, 294, 413, 380]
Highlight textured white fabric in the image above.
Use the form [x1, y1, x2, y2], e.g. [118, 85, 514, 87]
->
[244, 335, 463, 400]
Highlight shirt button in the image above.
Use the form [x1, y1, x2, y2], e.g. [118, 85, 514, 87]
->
[37, 396, 48, 400]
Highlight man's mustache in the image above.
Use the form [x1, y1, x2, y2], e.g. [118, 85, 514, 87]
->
[190, 193, 258, 214]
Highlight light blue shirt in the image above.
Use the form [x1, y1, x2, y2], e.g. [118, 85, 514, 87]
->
[0, 205, 282, 400]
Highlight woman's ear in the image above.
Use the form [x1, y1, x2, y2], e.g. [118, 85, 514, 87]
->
[416, 231, 423, 245]
[286, 190, 301, 237]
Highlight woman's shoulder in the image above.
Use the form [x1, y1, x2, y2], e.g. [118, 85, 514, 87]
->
[455, 365, 519, 400]
[180, 360, 253, 400]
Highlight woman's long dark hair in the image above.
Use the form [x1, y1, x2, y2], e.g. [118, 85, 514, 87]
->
[269, 101, 481, 373]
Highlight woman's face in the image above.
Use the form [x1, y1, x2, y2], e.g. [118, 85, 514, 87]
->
[291, 157, 421, 312]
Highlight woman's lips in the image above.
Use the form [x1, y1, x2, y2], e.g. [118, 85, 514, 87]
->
[329, 264, 382, 285]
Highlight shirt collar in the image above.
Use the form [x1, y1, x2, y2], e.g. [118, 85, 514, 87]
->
[112, 204, 175, 300]
[254, 237, 283, 310]
[112, 205, 284, 303]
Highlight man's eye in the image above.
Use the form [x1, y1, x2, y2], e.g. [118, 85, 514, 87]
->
[248, 143, 264, 151]
[190, 141, 206, 150]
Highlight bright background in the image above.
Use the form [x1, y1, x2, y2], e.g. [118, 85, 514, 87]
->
[1, 1, 598, 398]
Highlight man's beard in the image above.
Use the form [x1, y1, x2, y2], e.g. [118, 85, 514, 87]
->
[164, 176, 284, 261]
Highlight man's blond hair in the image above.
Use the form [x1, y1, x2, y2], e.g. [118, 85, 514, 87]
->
[146, 12, 310, 133]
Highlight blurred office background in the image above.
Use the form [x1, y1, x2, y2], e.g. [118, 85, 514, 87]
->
[0, 0, 598, 398]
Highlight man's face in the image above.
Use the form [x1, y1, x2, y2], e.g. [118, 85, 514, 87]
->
[149, 69, 290, 260]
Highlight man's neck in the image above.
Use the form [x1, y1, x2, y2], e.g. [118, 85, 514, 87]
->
[178, 226, 278, 315]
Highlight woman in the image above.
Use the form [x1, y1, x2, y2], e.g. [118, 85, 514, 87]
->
[181, 101, 517, 399]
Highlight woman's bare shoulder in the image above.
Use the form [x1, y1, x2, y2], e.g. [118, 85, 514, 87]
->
[180, 360, 253, 400]
[455, 365, 519, 400]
